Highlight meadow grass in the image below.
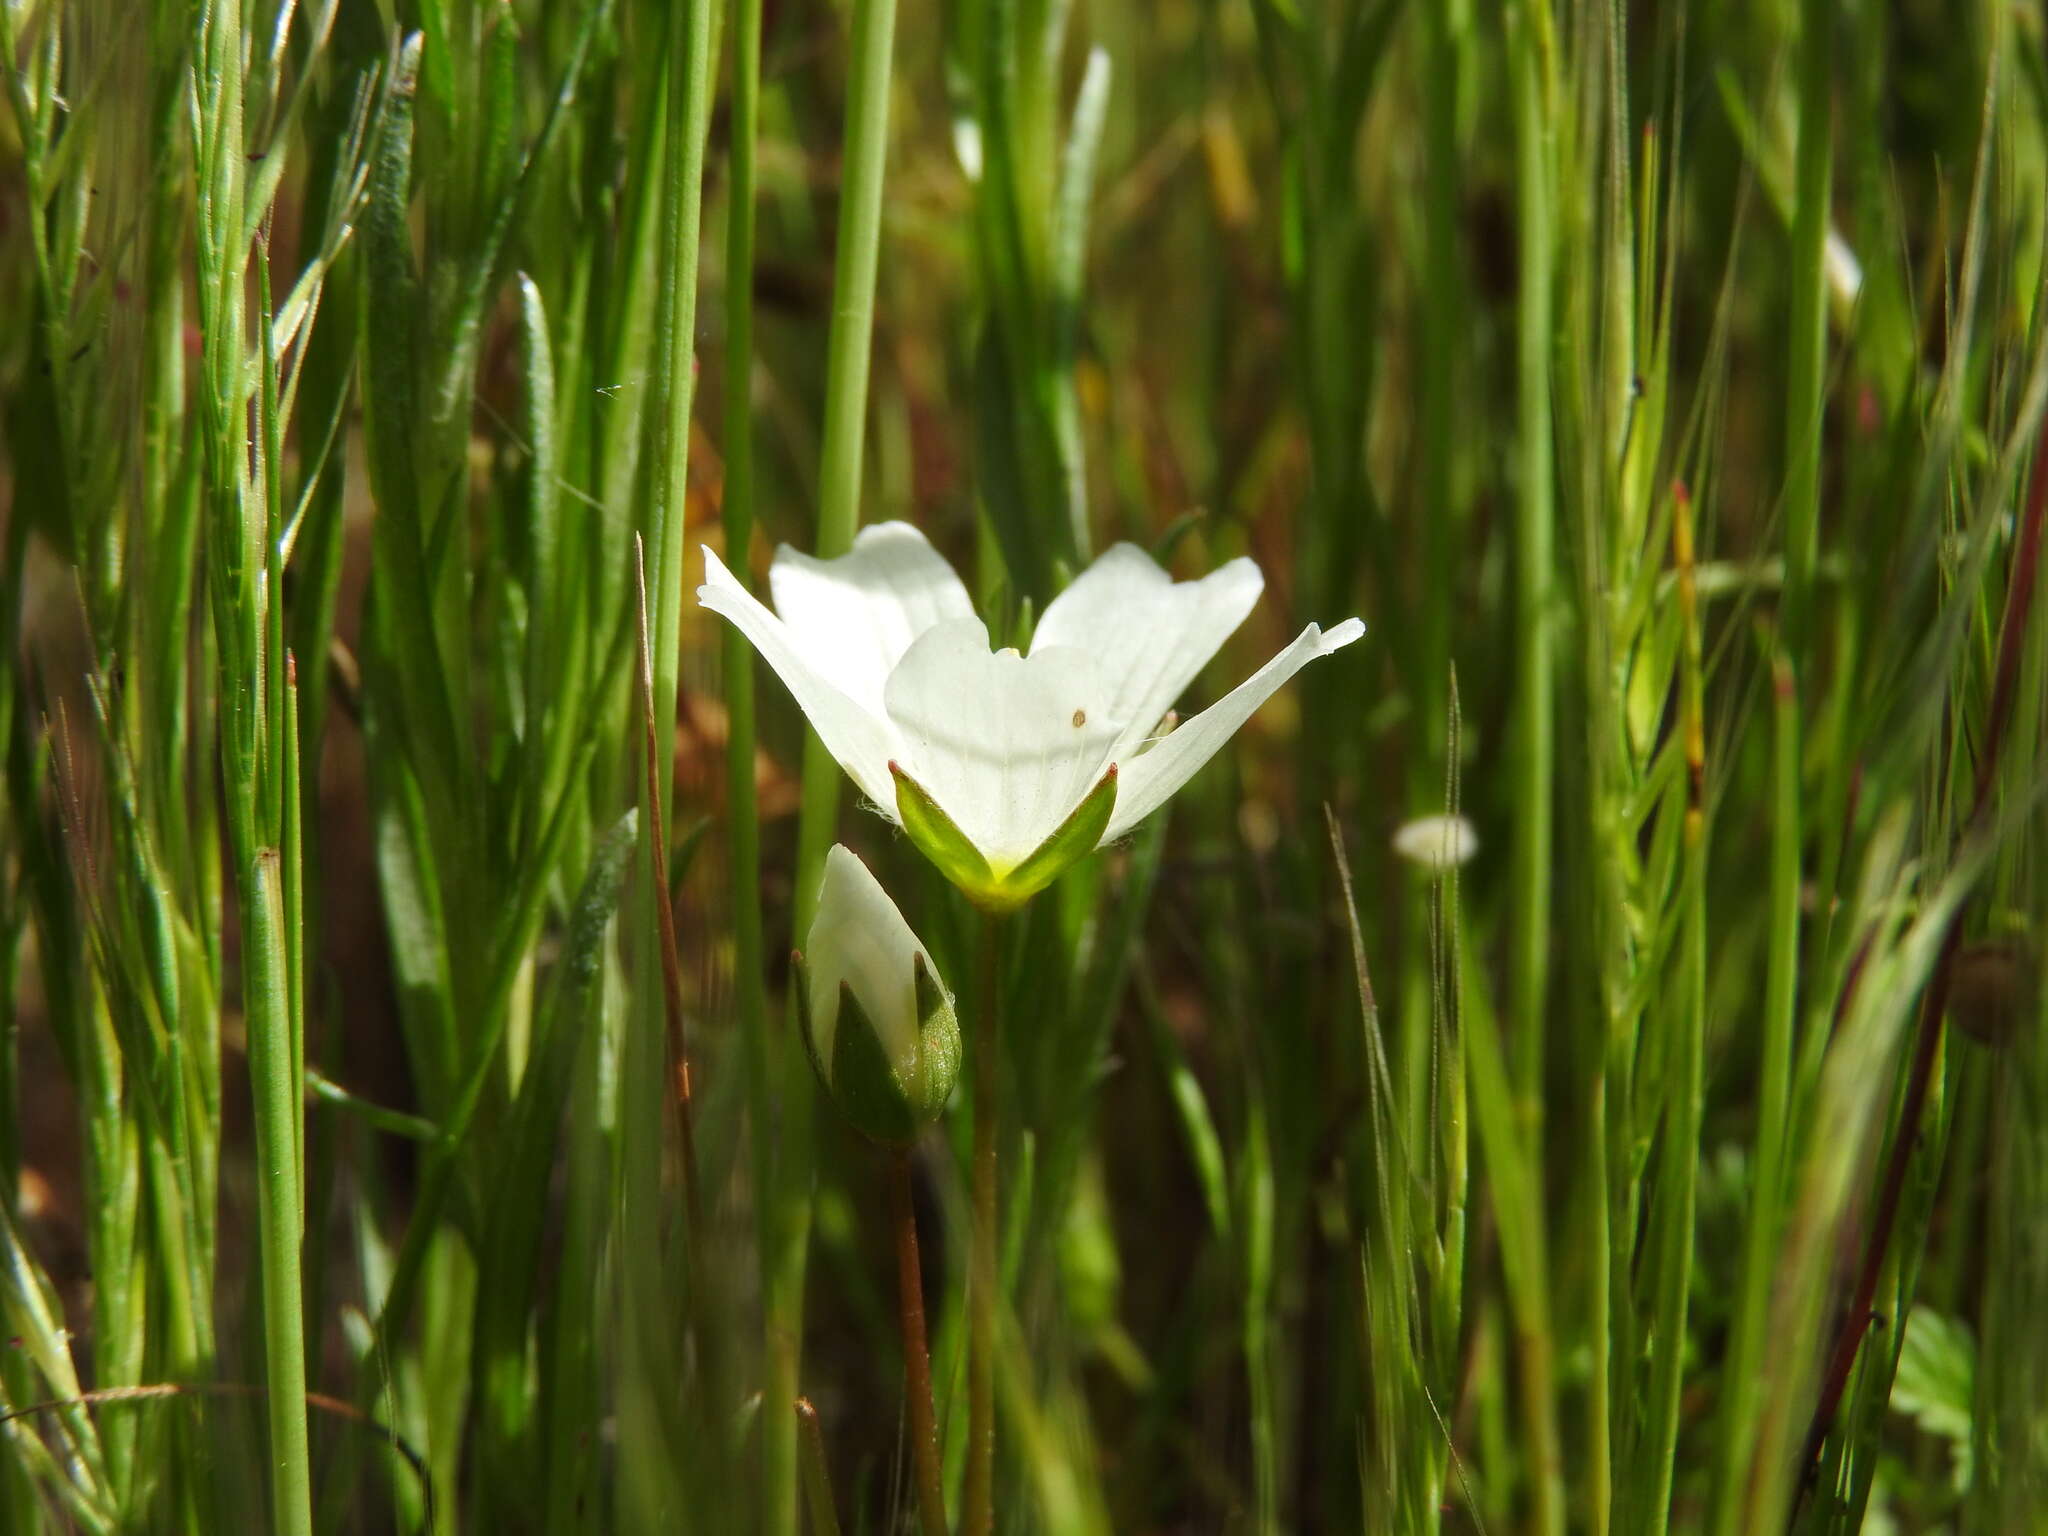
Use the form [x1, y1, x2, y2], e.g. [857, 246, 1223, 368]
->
[1, 0, 2046, 1531]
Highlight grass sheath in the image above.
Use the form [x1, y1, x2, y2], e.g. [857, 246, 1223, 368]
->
[636, 537, 704, 1232]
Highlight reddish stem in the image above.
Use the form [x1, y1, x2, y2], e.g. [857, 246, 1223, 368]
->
[1798, 408, 2048, 1489]
[891, 1155, 948, 1536]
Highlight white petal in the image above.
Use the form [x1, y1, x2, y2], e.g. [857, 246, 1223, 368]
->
[1033, 545, 1264, 762]
[1102, 617, 1365, 841]
[767, 521, 976, 717]
[697, 545, 901, 809]
[883, 618, 1123, 871]
[806, 844, 928, 1069]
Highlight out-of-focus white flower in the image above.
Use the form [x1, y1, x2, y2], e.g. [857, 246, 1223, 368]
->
[700, 522, 1363, 909]
[797, 845, 959, 1145]
[1392, 813, 1479, 872]
[1824, 228, 1863, 312]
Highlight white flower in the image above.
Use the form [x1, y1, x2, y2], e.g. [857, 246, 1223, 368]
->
[1391, 813, 1479, 872]
[700, 521, 1363, 908]
[798, 845, 958, 1144]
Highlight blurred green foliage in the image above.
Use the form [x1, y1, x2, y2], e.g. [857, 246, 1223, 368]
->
[0, 0, 2045, 1531]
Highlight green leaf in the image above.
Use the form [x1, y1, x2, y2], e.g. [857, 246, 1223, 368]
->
[1891, 1305, 1975, 1490]
[475, 810, 638, 1489]
[360, 35, 423, 534]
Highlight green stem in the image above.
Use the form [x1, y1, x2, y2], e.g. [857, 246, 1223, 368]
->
[616, 0, 721, 1516]
[1417, 0, 1461, 750]
[1586, 1064, 1611, 1536]
[783, 0, 899, 1507]
[1510, 0, 1556, 1115]
[796, 0, 903, 919]
[1711, 651, 1800, 1535]
[1783, 0, 1833, 662]
[1510, 5, 1562, 1527]
[814, 0, 899, 557]
[245, 852, 312, 1536]
[1642, 494, 1708, 1534]
[722, 0, 799, 1523]
[962, 912, 1001, 1535]
[193, 0, 310, 1527]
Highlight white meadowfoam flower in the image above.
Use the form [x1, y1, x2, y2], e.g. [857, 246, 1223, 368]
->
[699, 521, 1364, 909]
[1392, 813, 1479, 872]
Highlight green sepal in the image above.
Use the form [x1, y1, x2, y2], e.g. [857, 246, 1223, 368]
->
[890, 760, 1118, 913]
[907, 952, 962, 1123]
[891, 760, 998, 897]
[793, 950, 960, 1148]
[999, 763, 1118, 906]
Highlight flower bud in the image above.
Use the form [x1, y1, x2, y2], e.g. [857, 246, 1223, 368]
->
[795, 846, 961, 1145]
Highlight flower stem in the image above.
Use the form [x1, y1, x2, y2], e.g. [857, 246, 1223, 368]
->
[962, 912, 1001, 1535]
[890, 1154, 947, 1536]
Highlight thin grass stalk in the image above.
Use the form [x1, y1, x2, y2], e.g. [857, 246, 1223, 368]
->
[796, 0, 903, 920]
[1409, 0, 1468, 1347]
[716, 0, 811, 1523]
[891, 1154, 949, 1536]
[1509, 3, 1563, 1526]
[0, 812, 15, 1245]
[1509, 0, 1557, 1120]
[1241, 1090, 1278, 1535]
[1417, 0, 1461, 753]
[1594, 18, 1638, 1527]
[618, 0, 720, 1512]
[193, 0, 311, 1526]
[1783, 0, 1832, 660]
[723, 0, 768, 1155]
[721, 0, 801, 1523]
[963, 911, 1003, 1535]
[645, 0, 717, 831]
[243, 854, 312, 1532]
[777, 0, 904, 1494]
[1455, 896, 1550, 1533]
[636, 541, 704, 1229]
[1762, 5, 1830, 1488]
[1639, 487, 1707, 1535]
[1710, 648, 1800, 1534]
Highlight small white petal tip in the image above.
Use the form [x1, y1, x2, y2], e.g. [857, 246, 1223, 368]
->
[1392, 813, 1478, 872]
[1321, 617, 1367, 651]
